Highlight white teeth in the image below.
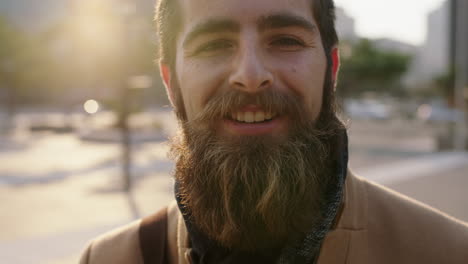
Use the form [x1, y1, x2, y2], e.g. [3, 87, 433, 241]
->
[244, 112, 254, 123]
[236, 112, 244, 122]
[233, 111, 275, 123]
[254, 111, 265, 122]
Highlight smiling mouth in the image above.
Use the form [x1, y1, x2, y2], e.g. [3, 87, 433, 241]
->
[228, 110, 278, 123]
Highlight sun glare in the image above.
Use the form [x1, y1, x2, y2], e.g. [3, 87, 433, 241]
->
[70, 0, 122, 55]
[84, 99, 100, 114]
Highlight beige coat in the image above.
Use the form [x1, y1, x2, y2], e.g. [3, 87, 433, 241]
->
[80, 171, 468, 263]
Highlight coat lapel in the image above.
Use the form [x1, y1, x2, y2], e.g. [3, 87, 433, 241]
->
[316, 171, 369, 264]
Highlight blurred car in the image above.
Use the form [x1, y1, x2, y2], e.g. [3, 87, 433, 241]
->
[416, 103, 463, 123]
[344, 99, 392, 120]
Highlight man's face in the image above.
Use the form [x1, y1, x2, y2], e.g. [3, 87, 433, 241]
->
[165, 0, 341, 250]
[170, 0, 327, 139]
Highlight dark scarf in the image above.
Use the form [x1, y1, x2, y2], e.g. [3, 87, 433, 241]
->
[175, 129, 348, 264]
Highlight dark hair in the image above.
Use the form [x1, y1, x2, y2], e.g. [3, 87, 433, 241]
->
[155, 0, 338, 68]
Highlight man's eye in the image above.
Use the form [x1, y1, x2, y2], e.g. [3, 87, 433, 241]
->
[270, 37, 306, 51]
[194, 40, 233, 55]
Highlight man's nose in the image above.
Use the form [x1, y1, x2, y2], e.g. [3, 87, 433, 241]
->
[228, 44, 273, 93]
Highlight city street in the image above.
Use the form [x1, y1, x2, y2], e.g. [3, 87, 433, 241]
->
[1, 0, 467, 262]
[0, 112, 467, 264]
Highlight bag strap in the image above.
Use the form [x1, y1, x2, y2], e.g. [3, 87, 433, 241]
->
[139, 206, 169, 264]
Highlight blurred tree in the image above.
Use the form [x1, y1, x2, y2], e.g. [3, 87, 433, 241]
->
[432, 69, 455, 107]
[338, 39, 412, 98]
[39, 4, 167, 111]
[0, 17, 48, 117]
[0, 6, 167, 116]
[0, 16, 20, 118]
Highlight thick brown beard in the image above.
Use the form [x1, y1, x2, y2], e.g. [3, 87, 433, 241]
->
[169, 89, 343, 251]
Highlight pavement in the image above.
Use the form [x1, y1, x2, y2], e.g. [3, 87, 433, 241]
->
[0, 112, 467, 264]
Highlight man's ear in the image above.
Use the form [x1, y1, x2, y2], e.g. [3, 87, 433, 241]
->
[159, 62, 176, 106]
[331, 46, 340, 85]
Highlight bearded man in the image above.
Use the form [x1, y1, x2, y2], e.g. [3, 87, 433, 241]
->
[80, 0, 468, 263]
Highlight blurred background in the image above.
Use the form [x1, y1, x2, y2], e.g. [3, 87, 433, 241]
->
[0, 0, 467, 263]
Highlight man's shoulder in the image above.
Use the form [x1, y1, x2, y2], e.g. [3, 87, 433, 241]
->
[359, 174, 468, 261]
[79, 218, 144, 264]
[79, 204, 175, 264]
[363, 175, 468, 233]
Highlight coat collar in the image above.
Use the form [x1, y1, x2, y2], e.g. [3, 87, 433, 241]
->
[316, 170, 369, 263]
[171, 171, 369, 264]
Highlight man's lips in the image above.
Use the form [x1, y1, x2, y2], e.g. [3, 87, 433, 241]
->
[229, 105, 277, 123]
[230, 110, 275, 123]
[223, 115, 285, 136]
[220, 104, 285, 135]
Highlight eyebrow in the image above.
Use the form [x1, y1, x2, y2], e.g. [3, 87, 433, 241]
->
[182, 12, 317, 48]
[183, 19, 240, 48]
[258, 13, 317, 33]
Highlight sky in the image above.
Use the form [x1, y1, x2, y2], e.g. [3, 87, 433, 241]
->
[335, 0, 446, 46]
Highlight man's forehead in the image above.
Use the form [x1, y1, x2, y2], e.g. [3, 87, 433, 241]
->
[178, 0, 315, 29]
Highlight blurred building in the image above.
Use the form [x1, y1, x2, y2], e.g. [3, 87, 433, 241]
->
[408, 1, 450, 86]
[0, 0, 68, 32]
[335, 7, 358, 42]
[408, 0, 467, 88]
[451, 0, 468, 150]
[451, 0, 468, 87]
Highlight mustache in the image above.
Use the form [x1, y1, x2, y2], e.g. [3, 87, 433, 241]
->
[191, 89, 308, 124]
